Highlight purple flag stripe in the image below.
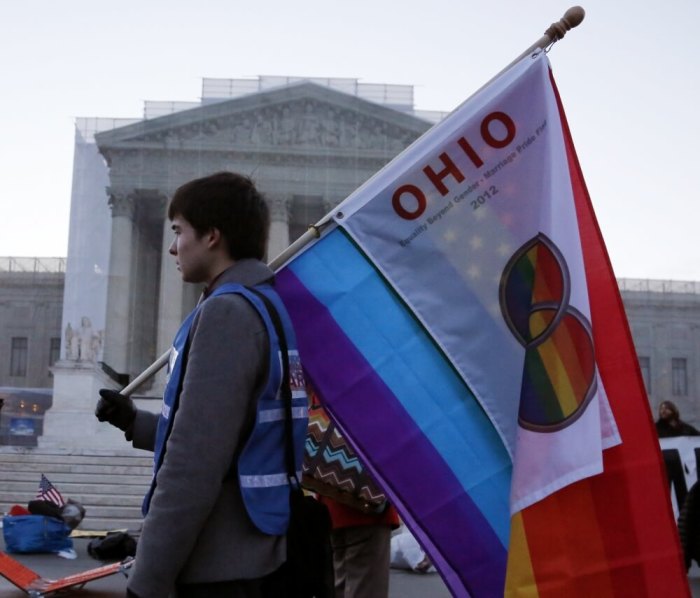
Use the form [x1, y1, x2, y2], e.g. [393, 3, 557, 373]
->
[277, 268, 507, 597]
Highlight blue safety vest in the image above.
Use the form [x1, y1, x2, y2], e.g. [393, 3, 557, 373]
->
[142, 283, 308, 536]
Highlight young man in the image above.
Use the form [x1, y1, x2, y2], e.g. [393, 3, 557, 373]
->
[95, 171, 308, 598]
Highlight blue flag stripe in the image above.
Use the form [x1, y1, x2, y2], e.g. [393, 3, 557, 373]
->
[287, 229, 512, 546]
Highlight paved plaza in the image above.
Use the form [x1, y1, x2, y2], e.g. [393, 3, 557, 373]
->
[0, 535, 450, 598]
[4, 534, 700, 597]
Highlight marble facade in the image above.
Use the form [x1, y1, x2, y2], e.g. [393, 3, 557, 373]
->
[42, 79, 432, 446]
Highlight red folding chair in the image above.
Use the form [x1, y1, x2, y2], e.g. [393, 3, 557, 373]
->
[0, 551, 133, 597]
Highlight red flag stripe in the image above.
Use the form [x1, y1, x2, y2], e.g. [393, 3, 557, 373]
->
[518, 68, 690, 597]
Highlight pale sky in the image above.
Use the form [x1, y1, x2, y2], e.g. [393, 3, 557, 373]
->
[1, 0, 698, 281]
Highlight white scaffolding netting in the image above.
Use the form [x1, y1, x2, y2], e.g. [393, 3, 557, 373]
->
[0, 257, 66, 273]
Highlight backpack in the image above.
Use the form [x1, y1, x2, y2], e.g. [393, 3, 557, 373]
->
[87, 531, 137, 561]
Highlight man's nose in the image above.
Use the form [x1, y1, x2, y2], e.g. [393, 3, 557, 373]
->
[169, 238, 177, 255]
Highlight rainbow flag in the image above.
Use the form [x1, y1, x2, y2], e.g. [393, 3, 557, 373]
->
[276, 53, 687, 596]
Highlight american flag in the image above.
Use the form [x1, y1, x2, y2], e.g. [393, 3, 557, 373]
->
[36, 474, 65, 507]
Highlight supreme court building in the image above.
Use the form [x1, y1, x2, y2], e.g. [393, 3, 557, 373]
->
[42, 77, 442, 446]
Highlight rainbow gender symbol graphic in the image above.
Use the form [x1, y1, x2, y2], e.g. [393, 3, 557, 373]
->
[499, 233, 597, 432]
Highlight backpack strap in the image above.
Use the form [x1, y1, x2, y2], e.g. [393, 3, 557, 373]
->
[246, 287, 299, 488]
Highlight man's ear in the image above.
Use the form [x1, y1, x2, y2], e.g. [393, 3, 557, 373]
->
[206, 227, 222, 249]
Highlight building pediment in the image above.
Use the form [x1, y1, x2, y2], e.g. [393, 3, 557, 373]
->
[95, 82, 432, 157]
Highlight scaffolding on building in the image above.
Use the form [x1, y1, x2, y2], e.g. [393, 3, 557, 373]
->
[618, 278, 700, 295]
[75, 117, 141, 143]
[0, 257, 66, 274]
[135, 76, 449, 123]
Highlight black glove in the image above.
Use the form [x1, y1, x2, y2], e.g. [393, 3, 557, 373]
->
[96, 389, 136, 433]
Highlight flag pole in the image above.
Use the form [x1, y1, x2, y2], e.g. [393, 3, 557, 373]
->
[118, 5, 586, 396]
[470, 6, 585, 99]
[121, 352, 170, 396]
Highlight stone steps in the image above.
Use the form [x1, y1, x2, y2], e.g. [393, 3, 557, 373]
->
[0, 466, 151, 483]
[0, 446, 152, 532]
[2, 488, 145, 501]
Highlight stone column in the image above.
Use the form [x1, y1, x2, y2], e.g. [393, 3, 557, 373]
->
[153, 213, 183, 394]
[103, 192, 135, 375]
[267, 197, 290, 263]
[652, 321, 669, 401]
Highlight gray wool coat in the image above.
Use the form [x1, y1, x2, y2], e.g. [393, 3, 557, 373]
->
[127, 259, 286, 598]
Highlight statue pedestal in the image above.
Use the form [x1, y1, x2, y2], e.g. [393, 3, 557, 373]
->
[41, 361, 128, 449]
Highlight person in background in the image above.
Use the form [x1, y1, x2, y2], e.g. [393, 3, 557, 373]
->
[319, 496, 400, 598]
[678, 480, 700, 571]
[657, 399, 700, 514]
[390, 523, 435, 574]
[655, 400, 700, 438]
[95, 171, 308, 598]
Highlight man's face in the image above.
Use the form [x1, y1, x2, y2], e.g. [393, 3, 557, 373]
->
[169, 216, 212, 283]
[659, 403, 674, 421]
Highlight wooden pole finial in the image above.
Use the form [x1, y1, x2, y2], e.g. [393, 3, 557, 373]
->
[544, 6, 586, 42]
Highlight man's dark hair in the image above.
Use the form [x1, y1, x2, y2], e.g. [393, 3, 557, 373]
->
[660, 400, 680, 421]
[168, 171, 269, 260]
